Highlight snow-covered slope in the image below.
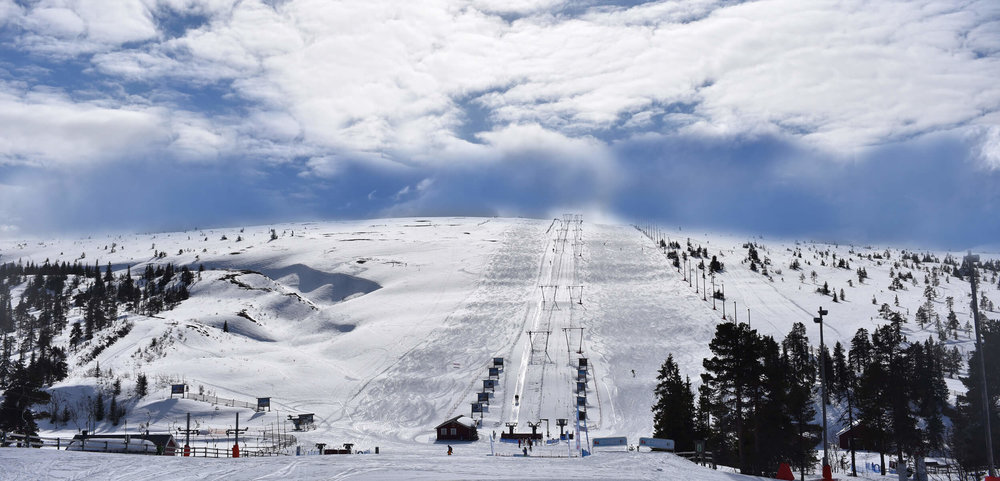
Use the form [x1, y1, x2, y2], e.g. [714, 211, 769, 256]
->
[1, 216, 996, 479]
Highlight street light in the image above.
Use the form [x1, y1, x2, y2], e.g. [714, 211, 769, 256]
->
[814, 307, 830, 480]
[966, 252, 996, 478]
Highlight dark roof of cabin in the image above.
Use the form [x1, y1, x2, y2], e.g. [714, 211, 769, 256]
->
[435, 415, 476, 430]
[72, 433, 176, 445]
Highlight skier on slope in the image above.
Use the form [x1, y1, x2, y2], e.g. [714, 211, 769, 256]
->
[447, 445, 453, 455]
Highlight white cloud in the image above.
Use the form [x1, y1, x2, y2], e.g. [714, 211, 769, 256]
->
[303, 155, 341, 178]
[2, 0, 999, 174]
[974, 123, 1000, 170]
[0, 81, 249, 167]
[0, 0, 23, 26]
[416, 178, 434, 192]
[0, 84, 167, 166]
[24, 7, 86, 38]
[12, 0, 158, 56]
[167, 112, 234, 162]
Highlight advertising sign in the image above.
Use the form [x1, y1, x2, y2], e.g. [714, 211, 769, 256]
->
[592, 437, 627, 447]
[639, 437, 675, 451]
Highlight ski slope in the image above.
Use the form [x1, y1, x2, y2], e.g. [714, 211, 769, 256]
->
[1, 216, 997, 479]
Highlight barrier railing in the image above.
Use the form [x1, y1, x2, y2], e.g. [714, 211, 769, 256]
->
[187, 392, 257, 409]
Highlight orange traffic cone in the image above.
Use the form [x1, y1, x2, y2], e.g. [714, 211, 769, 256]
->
[776, 462, 794, 480]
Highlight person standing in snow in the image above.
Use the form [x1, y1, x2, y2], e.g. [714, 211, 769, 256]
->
[447, 445, 452, 455]
[523, 447, 528, 456]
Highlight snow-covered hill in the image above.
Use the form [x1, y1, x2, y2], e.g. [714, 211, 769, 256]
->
[1, 216, 996, 479]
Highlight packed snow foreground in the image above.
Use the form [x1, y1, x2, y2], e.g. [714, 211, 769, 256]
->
[0, 216, 990, 480]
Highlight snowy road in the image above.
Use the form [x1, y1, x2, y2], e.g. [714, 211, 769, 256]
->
[0, 447, 767, 481]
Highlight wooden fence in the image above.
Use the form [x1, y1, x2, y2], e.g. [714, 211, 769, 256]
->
[175, 445, 283, 458]
[187, 392, 257, 410]
[2, 432, 69, 450]
[1, 432, 285, 458]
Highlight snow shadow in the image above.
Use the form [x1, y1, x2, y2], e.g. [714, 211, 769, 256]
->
[206, 261, 381, 304]
[259, 263, 381, 303]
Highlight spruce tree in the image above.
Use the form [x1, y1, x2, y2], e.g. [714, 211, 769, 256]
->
[908, 339, 948, 456]
[756, 335, 796, 478]
[702, 322, 771, 475]
[0, 360, 48, 435]
[952, 319, 1000, 469]
[781, 323, 820, 480]
[870, 322, 917, 475]
[652, 354, 696, 451]
[109, 395, 119, 425]
[94, 391, 105, 422]
[837, 338, 861, 477]
[136, 373, 148, 397]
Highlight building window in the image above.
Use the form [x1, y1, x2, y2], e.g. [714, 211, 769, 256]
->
[450, 428, 457, 435]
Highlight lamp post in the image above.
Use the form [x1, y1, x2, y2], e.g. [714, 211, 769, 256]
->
[966, 252, 996, 478]
[702, 269, 707, 301]
[814, 307, 830, 478]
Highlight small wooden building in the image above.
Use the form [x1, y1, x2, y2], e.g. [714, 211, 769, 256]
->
[435, 415, 479, 441]
[837, 423, 873, 451]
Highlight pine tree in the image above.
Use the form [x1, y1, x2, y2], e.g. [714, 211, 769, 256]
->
[781, 323, 820, 479]
[709, 256, 724, 273]
[702, 322, 756, 472]
[652, 355, 697, 451]
[868, 322, 917, 474]
[952, 320, 1000, 469]
[0, 360, 49, 435]
[836, 338, 860, 477]
[136, 373, 148, 397]
[93, 391, 105, 422]
[946, 309, 960, 339]
[908, 339, 948, 455]
[109, 395, 119, 425]
[702, 322, 779, 475]
[755, 335, 797, 478]
[69, 322, 83, 347]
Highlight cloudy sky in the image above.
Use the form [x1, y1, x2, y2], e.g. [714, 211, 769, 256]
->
[0, 0, 998, 247]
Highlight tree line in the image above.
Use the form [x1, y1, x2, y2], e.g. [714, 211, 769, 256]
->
[0, 260, 194, 435]
[653, 318, 953, 478]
